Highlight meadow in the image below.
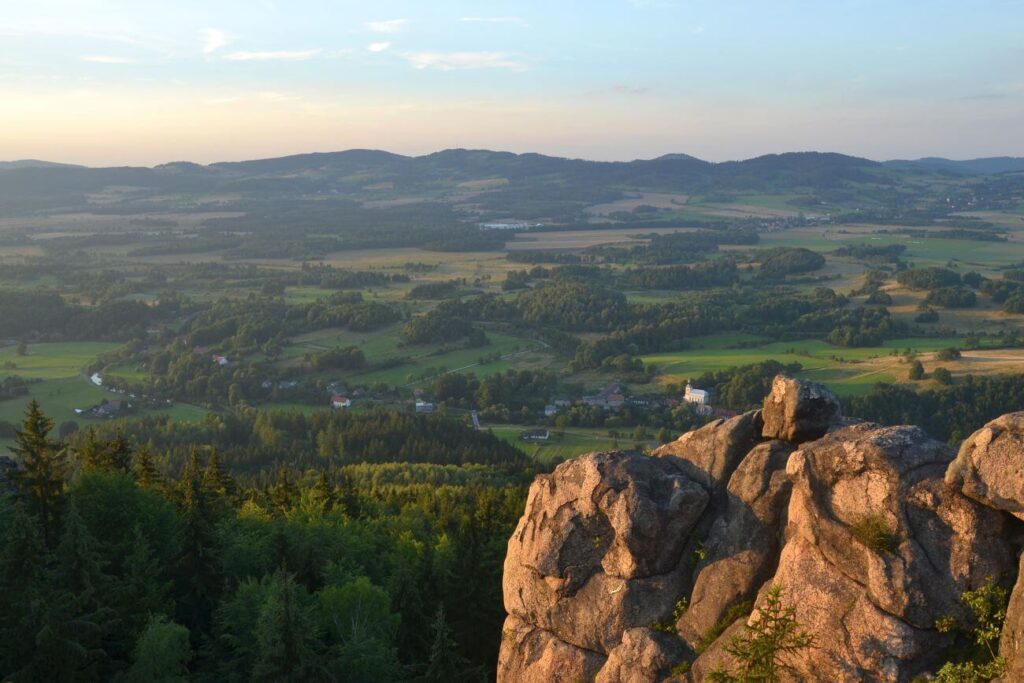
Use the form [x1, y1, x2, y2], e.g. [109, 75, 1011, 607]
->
[489, 424, 658, 465]
[0, 341, 207, 453]
[642, 335, 969, 396]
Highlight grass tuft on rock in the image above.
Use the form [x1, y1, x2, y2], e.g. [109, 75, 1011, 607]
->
[850, 514, 899, 554]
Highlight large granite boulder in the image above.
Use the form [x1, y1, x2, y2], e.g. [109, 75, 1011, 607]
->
[497, 615, 605, 683]
[761, 375, 842, 443]
[766, 422, 1014, 680]
[595, 627, 687, 683]
[653, 410, 764, 493]
[502, 451, 708, 655]
[947, 412, 1024, 520]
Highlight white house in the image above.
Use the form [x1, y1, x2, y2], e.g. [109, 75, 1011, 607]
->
[330, 394, 351, 409]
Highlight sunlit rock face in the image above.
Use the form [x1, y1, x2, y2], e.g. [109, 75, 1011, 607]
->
[498, 376, 1024, 683]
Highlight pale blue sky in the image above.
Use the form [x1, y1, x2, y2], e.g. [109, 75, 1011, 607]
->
[1, 0, 1021, 165]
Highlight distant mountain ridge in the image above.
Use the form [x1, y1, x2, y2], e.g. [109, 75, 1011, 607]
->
[0, 159, 85, 170]
[884, 156, 1024, 175]
[4, 149, 1022, 176]
[0, 147, 1018, 221]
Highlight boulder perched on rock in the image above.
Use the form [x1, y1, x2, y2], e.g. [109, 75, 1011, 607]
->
[497, 615, 605, 683]
[653, 410, 764, 493]
[502, 451, 709, 655]
[761, 375, 841, 443]
[595, 628, 687, 683]
[947, 412, 1024, 520]
[771, 422, 1014, 680]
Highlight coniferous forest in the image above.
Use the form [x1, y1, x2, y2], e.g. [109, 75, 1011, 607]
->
[0, 400, 526, 682]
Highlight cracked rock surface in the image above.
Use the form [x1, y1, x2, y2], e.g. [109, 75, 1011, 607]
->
[498, 376, 1024, 682]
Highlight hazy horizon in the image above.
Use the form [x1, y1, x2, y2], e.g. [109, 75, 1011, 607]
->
[2, 0, 1023, 166]
[5, 146, 1024, 170]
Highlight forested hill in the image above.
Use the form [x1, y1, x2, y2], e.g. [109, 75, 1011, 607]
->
[0, 148, 984, 218]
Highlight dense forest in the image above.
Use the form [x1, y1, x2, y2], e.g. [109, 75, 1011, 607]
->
[0, 401, 527, 681]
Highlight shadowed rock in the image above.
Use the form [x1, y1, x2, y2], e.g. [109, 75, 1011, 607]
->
[595, 627, 687, 683]
[502, 451, 708, 656]
[676, 441, 793, 649]
[653, 410, 764, 494]
[761, 375, 842, 443]
[497, 615, 605, 683]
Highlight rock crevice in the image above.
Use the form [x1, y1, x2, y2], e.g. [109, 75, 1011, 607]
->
[499, 376, 1024, 682]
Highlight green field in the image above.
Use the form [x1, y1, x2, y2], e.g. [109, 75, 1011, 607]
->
[759, 228, 1024, 278]
[284, 327, 554, 388]
[0, 342, 120, 379]
[0, 342, 207, 440]
[643, 336, 965, 396]
[489, 425, 659, 465]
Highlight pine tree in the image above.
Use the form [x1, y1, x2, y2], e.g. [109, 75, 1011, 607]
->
[202, 448, 236, 499]
[106, 429, 134, 473]
[77, 427, 108, 472]
[251, 571, 324, 682]
[310, 472, 335, 512]
[133, 443, 165, 492]
[711, 585, 814, 682]
[174, 447, 219, 634]
[15, 504, 117, 681]
[419, 606, 479, 682]
[0, 504, 46, 674]
[114, 526, 174, 658]
[271, 467, 298, 516]
[11, 400, 67, 546]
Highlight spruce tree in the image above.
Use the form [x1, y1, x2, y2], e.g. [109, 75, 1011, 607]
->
[174, 447, 219, 635]
[77, 427, 108, 472]
[310, 472, 335, 512]
[17, 504, 116, 681]
[0, 504, 46, 674]
[271, 467, 298, 516]
[251, 571, 324, 682]
[11, 400, 67, 546]
[106, 429, 134, 473]
[115, 526, 174, 658]
[132, 443, 165, 492]
[420, 606, 478, 682]
[202, 448, 236, 499]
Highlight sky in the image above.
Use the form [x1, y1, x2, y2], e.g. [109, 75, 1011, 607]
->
[1, 0, 1022, 166]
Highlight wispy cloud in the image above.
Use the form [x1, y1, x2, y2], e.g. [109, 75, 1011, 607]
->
[402, 52, 527, 71]
[200, 28, 231, 55]
[691, 24, 707, 34]
[80, 55, 136, 64]
[367, 42, 391, 53]
[223, 50, 319, 61]
[367, 19, 407, 34]
[460, 16, 528, 27]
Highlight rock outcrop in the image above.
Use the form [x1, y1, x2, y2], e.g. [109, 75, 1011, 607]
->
[761, 374, 842, 443]
[498, 376, 1024, 682]
[947, 412, 1024, 520]
[503, 450, 708, 655]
